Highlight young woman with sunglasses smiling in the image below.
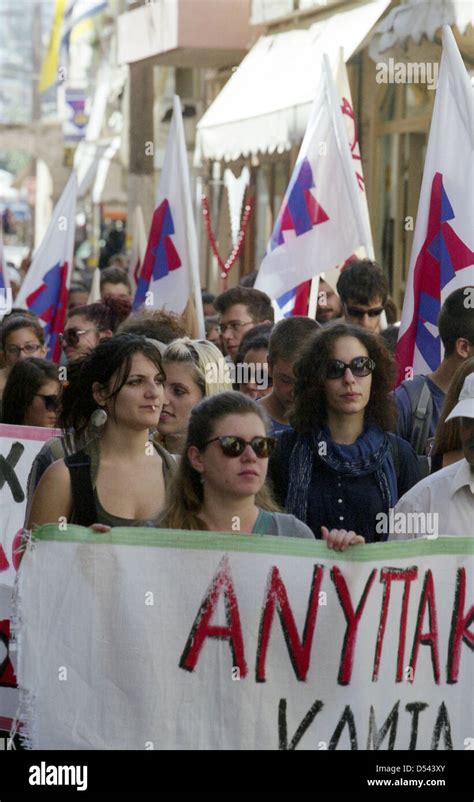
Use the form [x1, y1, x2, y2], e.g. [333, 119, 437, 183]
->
[59, 296, 131, 362]
[161, 392, 313, 537]
[27, 335, 176, 530]
[2, 358, 60, 427]
[268, 324, 420, 549]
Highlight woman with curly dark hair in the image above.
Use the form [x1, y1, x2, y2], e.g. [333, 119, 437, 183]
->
[268, 323, 420, 548]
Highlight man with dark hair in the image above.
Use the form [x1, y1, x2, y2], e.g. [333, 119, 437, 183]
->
[100, 266, 132, 301]
[214, 286, 274, 360]
[395, 286, 474, 455]
[316, 277, 343, 324]
[201, 291, 216, 317]
[259, 316, 319, 434]
[68, 283, 89, 313]
[337, 259, 388, 334]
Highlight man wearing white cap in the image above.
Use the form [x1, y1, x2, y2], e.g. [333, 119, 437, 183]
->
[389, 373, 474, 539]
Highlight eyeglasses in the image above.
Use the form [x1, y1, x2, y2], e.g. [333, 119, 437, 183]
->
[325, 357, 375, 379]
[203, 435, 276, 458]
[345, 305, 384, 319]
[59, 327, 97, 348]
[35, 394, 60, 411]
[5, 343, 42, 358]
[216, 321, 253, 335]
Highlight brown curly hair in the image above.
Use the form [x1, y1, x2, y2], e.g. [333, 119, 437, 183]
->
[290, 323, 397, 433]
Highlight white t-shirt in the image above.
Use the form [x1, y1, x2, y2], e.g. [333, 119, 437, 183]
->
[389, 458, 474, 539]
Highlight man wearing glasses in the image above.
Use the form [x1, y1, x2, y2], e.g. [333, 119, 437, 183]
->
[336, 259, 389, 335]
[213, 287, 274, 361]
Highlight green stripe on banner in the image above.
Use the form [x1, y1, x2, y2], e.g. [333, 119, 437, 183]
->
[31, 525, 474, 560]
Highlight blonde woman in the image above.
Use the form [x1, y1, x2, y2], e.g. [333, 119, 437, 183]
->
[161, 391, 313, 537]
[158, 338, 232, 454]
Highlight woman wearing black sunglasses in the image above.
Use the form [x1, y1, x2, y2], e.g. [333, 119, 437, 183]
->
[268, 324, 420, 548]
[2, 358, 60, 428]
[161, 391, 313, 537]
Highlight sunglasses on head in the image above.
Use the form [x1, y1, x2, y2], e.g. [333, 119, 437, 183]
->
[346, 305, 384, 318]
[35, 394, 60, 411]
[203, 435, 276, 458]
[325, 357, 375, 379]
[59, 327, 97, 348]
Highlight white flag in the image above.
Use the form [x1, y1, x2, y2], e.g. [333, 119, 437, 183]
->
[255, 56, 370, 300]
[15, 172, 77, 362]
[396, 26, 474, 385]
[133, 96, 204, 336]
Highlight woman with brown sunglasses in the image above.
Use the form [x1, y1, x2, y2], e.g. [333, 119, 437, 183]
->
[160, 391, 313, 538]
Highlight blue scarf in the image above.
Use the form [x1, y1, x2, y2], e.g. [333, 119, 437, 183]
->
[286, 424, 397, 525]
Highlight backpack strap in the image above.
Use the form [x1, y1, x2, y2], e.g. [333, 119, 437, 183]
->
[64, 450, 98, 527]
[387, 431, 430, 491]
[386, 432, 400, 480]
[402, 377, 433, 455]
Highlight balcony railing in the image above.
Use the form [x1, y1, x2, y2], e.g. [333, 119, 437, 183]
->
[251, 0, 331, 25]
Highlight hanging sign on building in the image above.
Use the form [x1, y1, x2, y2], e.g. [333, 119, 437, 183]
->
[63, 88, 88, 142]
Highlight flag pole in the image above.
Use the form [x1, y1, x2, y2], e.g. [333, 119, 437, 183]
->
[173, 95, 205, 338]
[307, 275, 320, 320]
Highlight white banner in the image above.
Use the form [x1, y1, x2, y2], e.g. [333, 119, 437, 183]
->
[14, 528, 473, 750]
[0, 424, 60, 738]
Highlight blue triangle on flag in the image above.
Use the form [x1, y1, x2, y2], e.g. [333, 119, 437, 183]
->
[440, 182, 454, 223]
[427, 232, 456, 288]
[418, 290, 440, 327]
[416, 319, 441, 371]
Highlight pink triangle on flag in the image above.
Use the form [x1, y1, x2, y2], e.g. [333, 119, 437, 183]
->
[305, 190, 329, 226]
[280, 204, 294, 235]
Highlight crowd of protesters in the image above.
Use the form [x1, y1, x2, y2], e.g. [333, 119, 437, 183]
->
[1, 257, 473, 548]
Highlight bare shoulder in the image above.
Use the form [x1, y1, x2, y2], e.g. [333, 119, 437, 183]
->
[27, 458, 73, 529]
[39, 458, 71, 486]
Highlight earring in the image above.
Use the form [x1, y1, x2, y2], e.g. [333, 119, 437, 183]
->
[91, 407, 108, 428]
